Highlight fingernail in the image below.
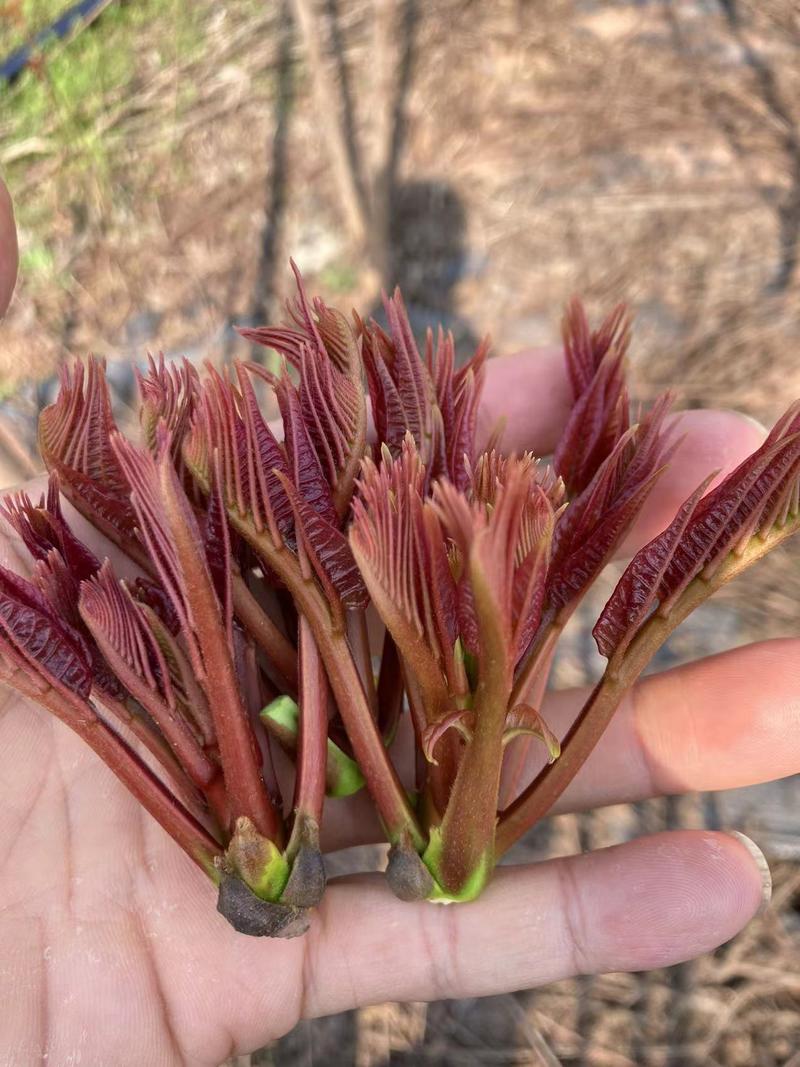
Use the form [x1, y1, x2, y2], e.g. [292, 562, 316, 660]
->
[728, 831, 772, 913]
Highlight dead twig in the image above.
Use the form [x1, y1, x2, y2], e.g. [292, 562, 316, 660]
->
[289, 0, 369, 246]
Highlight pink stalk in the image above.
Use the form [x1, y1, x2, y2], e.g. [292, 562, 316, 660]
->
[231, 572, 298, 692]
[157, 459, 282, 843]
[288, 617, 327, 857]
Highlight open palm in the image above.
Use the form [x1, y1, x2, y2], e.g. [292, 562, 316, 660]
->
[0, 181, 790, 1066]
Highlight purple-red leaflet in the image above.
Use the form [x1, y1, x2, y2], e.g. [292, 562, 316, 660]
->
[1, 475, 101, 582]
[561, 297, 630, 399]
[80, 560, 175, 709]
[592, 473, 716, 659]
[554, 298, 631, 497]
[138, 353, 199, 452]
[0, 563, 93, 699]
[274, 470, 368, 611]
[38, 359, 137, 544]
[658, 429, 800, 607]
[276, 375, 340, 527]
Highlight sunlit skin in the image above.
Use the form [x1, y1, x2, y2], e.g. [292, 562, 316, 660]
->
[0, 181, 17, 319]
[0, 178, 789, 1064]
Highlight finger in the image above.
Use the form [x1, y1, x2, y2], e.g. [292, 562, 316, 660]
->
[328, 633, 800, 851]
[536, 637, 800, 814]
[301, 830, 766, 1017]
[479, 346, 571, 454]
[0, 179, 18, 317]
[481, 349, 766, 554]
[329, 593, 790, 853]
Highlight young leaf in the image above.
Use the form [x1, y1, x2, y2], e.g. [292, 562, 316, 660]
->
[112, 429, 204, 670]
[137, 353, 199, 457]
[32, 549, 124, 700]
[113, 428, 280, 839]
[38, 359, 141, 559]
[131, 576, 182, 635]
[274, 471, 368, 618]
[358, 288, 484, 487]
[293, 341, 365, 514]
[595, 417, 800, 660]
[554, 299, 632, 498]
[350, 439, 454, 712]
[79, 562, 219, 788]
[421, 708, 474, 765]
[1, 474, 101, 581]
[561, 297, 630, 400]
[137, 600, 216, 746]
[511, 540, 549, 662]
[425, 327, 489, 490]
[239, 261, 349, 372]
[547, 398, 676, 615]
[593, 473, 716, 659]
[502, 704, 561, 762]
[659, 429, 800, 608]
[239, 266, 367, 513]
[275, 374, 340, 528]
[547, 466, 663, 614]
[436, 452, 556, 670]
[185, 365, 294, 546]
[364, 289, 435, 457]
[0, 564, 93, 700]
[554, 355, 628, 499]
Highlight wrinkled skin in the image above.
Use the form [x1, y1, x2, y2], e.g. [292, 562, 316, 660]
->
[0, 179, 790, 1065]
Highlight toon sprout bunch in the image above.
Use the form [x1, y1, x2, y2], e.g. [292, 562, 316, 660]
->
[2, 264, 798, 937]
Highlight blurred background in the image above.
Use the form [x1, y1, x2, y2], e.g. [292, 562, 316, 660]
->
[2, 0, 800, 1063]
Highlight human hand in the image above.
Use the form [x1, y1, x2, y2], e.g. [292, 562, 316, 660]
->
[0, 181, 783, 1065]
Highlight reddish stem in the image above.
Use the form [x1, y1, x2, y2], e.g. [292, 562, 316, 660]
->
[97, 690, 207, 814]
[236, 521, 424, 849]
[430, 544, 518, 895]
[402, 671, 432, 795]
[376, 631, 403, 741]
[501, 626, 559, 807]
[433, 634, 510, 896]
[496, 673, 621, 856]
[312, 595, 424, 849]
[495, 554, 751, 855]
[162, 463, 283, 844]
[232, 573, 298, 692]
[346, 609, 377, 716]
[291, 617, 327, 847]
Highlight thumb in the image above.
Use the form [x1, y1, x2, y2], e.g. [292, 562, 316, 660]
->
[300, 830, 766, 1018]
[0, 179, 19, 318]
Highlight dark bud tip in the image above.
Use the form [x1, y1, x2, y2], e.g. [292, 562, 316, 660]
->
[281, 813, 326, 908]
[217, 873, 310, 939]
[281, 843, 326, 909]
[386, 841, 435, 902]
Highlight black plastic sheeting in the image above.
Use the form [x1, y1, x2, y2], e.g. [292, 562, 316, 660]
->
[0, 0, 113, 84]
